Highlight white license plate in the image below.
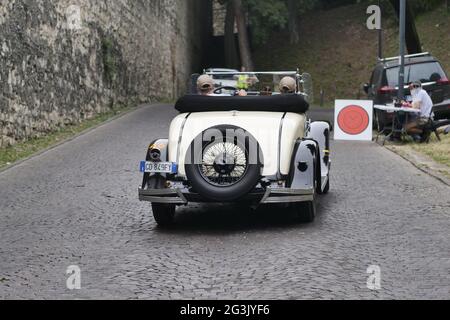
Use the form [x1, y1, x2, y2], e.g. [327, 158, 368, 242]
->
[140, 161, 178, 174]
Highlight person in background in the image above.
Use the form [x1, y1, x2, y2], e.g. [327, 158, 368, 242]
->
[279, 76, 297, 94]
[197, 75, 215, 96]
[260, 86, 273, 96]
[235, 66, 258, 91]
[404, 81, 434, 142]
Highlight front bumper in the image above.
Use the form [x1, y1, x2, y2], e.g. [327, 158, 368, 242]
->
[138, 187, 314, 205]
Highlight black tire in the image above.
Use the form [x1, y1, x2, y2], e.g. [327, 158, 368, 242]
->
[185, 126, 262, 202]
[293, 200, 316, 223]
[322, 177, 330, 194]
[313, 147, 323, 195]
[152, 203, 176, 227]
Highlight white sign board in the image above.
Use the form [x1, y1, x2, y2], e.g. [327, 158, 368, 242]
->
[334, 100, 373, 141]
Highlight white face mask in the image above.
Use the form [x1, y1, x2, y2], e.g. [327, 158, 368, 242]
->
[411, 88, 419, 96]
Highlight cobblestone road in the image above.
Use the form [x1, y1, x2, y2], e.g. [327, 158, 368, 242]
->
[1, 104, 449, 299]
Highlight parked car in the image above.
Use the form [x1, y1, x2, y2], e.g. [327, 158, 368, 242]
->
[364, 52, 450, 131]
[138, 71, 331, 227]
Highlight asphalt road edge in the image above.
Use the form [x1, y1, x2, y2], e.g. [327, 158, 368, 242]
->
[385, 145, 450, 187]
[0, 103, 151, 175]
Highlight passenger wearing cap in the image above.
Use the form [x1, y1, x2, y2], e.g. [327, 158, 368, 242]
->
[279, 76, 297, 94]
[404, 81, 434, 142]
[197, 75, 215, 96]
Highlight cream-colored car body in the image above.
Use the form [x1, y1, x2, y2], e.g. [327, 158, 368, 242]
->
[169, 111, 307, 178]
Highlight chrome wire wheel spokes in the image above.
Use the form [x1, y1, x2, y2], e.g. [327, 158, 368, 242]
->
[200, 141, 248, 187]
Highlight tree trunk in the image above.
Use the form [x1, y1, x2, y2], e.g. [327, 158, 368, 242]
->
[287, 0, 300, 44]
[233, 0, 254, 70]
[224, 1, 239, 69]
[389, 0, 422, 54]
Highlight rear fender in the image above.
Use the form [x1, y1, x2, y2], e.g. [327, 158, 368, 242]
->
[307, 121, 331, 188]
[286, 139, 318, 190]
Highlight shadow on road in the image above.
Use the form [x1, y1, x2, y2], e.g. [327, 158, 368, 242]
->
[154, 197, 327, 235]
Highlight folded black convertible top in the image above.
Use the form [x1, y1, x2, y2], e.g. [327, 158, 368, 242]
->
[175, 94, 309, 114]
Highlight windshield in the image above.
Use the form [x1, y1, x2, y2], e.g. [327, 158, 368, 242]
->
[386, 62, 446, 87]
[206, 72, 295, 93]
[201, 71, 313, 102]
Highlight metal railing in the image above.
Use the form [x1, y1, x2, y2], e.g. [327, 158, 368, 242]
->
[379, 52, 430, 62]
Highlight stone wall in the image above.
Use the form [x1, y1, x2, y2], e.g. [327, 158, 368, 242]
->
[0, 0, 211, 147]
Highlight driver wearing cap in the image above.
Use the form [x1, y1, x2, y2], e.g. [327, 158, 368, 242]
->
[197, 75, 215, 96]
[279, 76, 297, 94]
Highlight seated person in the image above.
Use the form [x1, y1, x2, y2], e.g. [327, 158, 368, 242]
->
[279, 76, 297, 94]
[197, 75, 215, 96]
[260, 86, 273, 96]
[404, 81, 434, 142]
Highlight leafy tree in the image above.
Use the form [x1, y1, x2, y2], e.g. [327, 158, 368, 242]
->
[219, 0, 240, 68]
[234, 0, 254, 70]
[221, 0, 321, 69]
[245, 0, 288, 45]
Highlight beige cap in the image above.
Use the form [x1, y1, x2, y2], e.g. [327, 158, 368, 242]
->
[197, 75, 214, 92]
[279, 76, 297, 93]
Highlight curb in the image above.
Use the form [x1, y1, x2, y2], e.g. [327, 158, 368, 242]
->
[0, 103, 152, 175]
[384, 145, 450, 187]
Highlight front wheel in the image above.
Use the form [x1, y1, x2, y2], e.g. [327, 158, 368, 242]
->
[152, 203, 176, 227]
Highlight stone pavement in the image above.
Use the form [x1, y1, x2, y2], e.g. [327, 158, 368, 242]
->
[0, 104, 449, 299]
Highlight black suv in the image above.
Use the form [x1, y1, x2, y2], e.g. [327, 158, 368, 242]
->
[364, 53, 450, 130]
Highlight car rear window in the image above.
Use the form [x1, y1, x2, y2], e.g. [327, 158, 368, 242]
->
[386, 62, 446, 86]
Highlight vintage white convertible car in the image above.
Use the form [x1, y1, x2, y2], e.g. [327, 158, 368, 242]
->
[139, 71, 332, 226]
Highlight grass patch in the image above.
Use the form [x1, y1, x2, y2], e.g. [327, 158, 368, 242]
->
[0, 105, 134, 169]
[410, 133, 450, 167]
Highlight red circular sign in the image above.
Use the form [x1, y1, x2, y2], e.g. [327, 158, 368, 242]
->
[337, 105, 370, 135]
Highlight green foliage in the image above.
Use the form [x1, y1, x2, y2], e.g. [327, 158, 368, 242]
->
[356, 0, 445, 15]
[244, 0, 321, 45]
[296, 0, 321, 13]
[409, 0, 444, 13]
[245, 0, 288, 45]
[241, 0, 445, 46]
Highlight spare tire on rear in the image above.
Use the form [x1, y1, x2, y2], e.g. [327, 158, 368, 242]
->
[185, 126, 263, 202]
